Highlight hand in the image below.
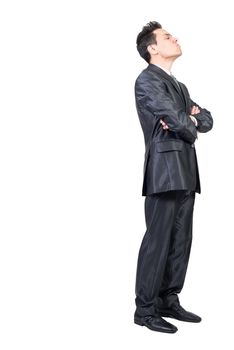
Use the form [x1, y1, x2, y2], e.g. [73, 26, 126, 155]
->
[160, 119, 169, 130]
[190, 105, 200, 115]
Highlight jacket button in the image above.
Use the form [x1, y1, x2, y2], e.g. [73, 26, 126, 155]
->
[191, 144, 195, 148]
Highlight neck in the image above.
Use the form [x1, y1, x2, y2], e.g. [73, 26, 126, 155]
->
[149, 57, 176, 73]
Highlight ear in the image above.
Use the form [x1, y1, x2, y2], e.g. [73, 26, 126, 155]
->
[147, 44, 158, 56]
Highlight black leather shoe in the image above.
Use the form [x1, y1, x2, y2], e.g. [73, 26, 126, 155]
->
[159, 305, 201, 323]
[134, 315, 178, 333]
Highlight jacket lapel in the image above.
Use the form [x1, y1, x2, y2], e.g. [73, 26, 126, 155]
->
[147, 64, 187, 107]
[178, 82, 190, 113]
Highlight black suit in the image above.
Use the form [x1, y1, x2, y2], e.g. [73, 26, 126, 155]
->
[135, 64, 213, 196]
[134, 64, 213, 318]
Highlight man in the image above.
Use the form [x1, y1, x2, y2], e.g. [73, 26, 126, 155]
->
[134, 21, 213, 333]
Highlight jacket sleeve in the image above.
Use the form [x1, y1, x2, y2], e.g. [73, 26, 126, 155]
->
[190, 99, 213, 133]
[135, 76, 198, 144]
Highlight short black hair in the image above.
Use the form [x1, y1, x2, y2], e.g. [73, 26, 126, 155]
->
[136, 21, 162, 63]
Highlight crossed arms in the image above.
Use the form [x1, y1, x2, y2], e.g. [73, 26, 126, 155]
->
[135, 76, 213, 144]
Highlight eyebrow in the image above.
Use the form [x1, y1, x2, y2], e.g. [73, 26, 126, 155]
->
[163, 33, 171, 37]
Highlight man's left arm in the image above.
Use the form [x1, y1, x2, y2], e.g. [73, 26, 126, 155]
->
[190, 99, 213, 133]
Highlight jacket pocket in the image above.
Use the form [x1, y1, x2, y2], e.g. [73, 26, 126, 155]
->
[155, 140, 183, 153]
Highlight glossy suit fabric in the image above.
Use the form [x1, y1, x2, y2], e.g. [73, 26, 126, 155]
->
[135, 190, 195, 316]
[134, 64, 213, 196]
[134, 64, 213, 317]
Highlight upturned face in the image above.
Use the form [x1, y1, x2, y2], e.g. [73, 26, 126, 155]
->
[150, 28, 182, 59]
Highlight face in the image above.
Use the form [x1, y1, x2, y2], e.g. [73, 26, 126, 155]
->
[151, 28, 182, 59]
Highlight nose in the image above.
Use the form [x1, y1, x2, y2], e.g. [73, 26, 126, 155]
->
[172, 36, 178, 43]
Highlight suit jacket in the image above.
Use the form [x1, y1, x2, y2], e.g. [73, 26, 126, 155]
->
[135, 64, 213, 196]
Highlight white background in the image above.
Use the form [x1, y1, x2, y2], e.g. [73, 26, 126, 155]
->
[0, 0, 233, 349]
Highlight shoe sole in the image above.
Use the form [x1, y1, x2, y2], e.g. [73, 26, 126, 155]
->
[134, 318, 178, 333]
[159, 312, 201, 323]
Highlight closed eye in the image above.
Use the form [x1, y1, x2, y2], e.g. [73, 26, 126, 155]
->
[164, 33, 171, 40]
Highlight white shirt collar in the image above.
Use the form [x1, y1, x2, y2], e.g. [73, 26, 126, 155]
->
[152, 63, 172, 76]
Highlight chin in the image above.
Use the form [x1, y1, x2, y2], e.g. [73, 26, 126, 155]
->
[176, 50, 182, 57]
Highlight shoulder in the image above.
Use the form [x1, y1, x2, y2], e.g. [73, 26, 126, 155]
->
[135, 67, 163, 90]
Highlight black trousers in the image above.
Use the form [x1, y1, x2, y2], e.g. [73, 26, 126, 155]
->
[135, 190, 196, 317]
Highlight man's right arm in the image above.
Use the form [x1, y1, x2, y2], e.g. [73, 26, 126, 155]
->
[135, 76, 197, 144]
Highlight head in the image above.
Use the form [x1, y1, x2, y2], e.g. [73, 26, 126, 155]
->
[136, 21, 182, 64]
